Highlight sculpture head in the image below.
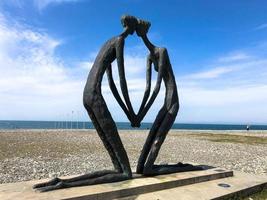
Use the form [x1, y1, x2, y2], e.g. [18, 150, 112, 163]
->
[121, 15, 138, 35]
[136, 19, 151, 37]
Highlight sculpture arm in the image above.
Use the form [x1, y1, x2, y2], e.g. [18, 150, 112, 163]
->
[106, 64, 132, 121]
[116, 37, 135, 119]
[137, 55, 152, 116]
[138, 62, 163, 122]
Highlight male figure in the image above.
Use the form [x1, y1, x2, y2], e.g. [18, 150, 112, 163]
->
[33, 15, 138, 192]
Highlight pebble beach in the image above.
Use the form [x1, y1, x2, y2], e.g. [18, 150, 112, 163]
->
[0, 129, 266, 184]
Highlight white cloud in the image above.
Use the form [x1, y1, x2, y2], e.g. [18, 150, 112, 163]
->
[255, 23, 267, 31]
[177, 50, 267, 124]
[182, 52, 254, 80]
[33, 0, 82, 10]
[78, 61, 94, 71]
[0, 14, 84, 120]
[185, 67, 235, 79]
[0, 0, 83, 11]
[180, 85, 267, 107]
[178, 84, 267, 124]
[217, 52, 251, 62]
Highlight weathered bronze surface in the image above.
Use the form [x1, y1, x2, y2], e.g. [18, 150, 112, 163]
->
[33, 15, 202, 192]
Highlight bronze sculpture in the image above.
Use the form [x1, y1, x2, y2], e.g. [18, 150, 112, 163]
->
[33, 15, 201, 192]
[135, 20, 200, 175]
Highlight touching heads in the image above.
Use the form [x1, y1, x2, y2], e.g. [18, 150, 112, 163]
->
[121, 15, 151, 36]
[121, 15, 138, 35]
[136, 19, 151, 37]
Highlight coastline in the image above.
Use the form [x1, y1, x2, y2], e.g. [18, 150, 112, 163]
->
[0, 129, 266, 184]
[1, 120, 267, 131]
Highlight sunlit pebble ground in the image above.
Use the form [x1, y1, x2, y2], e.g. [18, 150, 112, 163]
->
[0, 129, 266, 184]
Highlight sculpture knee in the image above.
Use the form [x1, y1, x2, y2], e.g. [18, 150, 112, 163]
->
[83, 93, 95, 109]
[83, 99, 91, 110]
[153, 138, 160, 147]
[169, 102, 179, 116]
[123, 170, 132, 179]
[153, 136, 164, 149]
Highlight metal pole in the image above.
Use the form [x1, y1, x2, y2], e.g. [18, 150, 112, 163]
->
[67, 114, 69, 129]
[77, 111, 79, 129]
[71, 111, 74, 129]
[66, 114, 68, 129]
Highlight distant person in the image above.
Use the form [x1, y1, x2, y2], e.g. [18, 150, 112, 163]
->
[246, 125, 250, 131]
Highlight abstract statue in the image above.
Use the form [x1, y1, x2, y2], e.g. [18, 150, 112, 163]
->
[33, 15, 201, 192]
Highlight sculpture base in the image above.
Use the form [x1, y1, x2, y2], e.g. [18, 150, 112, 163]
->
[121, 171, 267, 200]
[0, 166, 236, 200]
[5, 167, 267, 200]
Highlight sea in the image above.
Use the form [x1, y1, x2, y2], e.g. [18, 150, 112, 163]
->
[0, 120, 267, 130]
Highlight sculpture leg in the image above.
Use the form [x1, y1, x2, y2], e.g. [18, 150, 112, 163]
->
[87, 97, 132, 177]
[34, 95, 132, 192]
[142, 104, 202, 176]
[142, 107, 174, 175]
[136, 106, 167, 174]
[86, 105, 123, 173]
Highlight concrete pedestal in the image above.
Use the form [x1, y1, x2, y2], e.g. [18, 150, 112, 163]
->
[0, 167, 234, 200]
[3, 167, 266, 199]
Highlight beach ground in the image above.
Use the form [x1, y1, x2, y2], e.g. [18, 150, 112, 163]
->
[0, 129, 266, 184]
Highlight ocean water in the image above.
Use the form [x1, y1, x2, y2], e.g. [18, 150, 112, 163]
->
[0, 120, 267, 130]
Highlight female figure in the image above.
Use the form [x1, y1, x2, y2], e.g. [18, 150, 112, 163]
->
[33, 15, 138, 192]
[135, 20, 200, 175]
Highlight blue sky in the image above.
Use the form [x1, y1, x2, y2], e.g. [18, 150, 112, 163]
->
[0, 0, 267, 124]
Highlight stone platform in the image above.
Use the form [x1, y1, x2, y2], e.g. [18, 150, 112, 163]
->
[0, 167, 233, 200]
[118, 171, 267, 200]
[4, 167, 267, 200]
